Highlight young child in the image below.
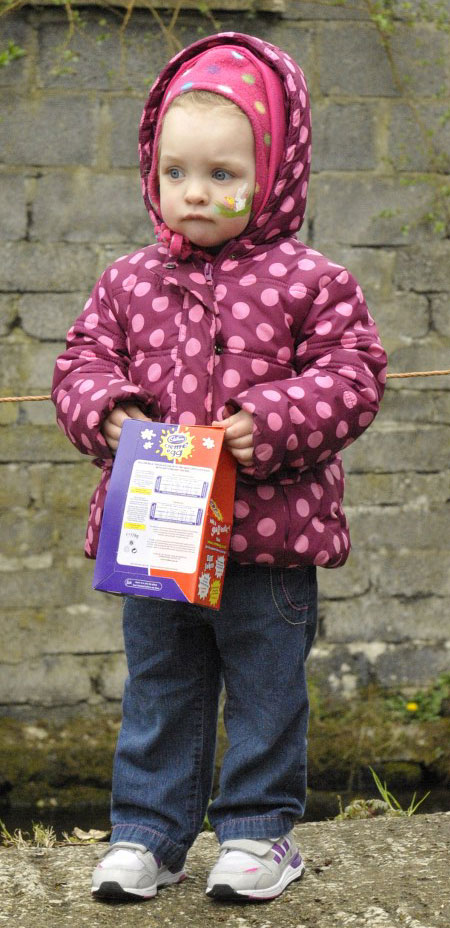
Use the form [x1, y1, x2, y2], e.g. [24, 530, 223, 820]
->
[52, 32, 386, 903]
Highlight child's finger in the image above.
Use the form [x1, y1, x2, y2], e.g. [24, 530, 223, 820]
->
[225, 433, 253, 449]
[217, 410, 254, 440]
[229, 446, 254, 465]
[121, 403, 152, 421]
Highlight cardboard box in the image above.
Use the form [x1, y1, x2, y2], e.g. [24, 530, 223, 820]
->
[93, 419, 236, 609]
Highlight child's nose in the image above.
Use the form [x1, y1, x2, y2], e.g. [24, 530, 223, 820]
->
[184, 178, 209, 204]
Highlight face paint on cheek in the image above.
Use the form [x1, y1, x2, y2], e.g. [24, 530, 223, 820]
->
[214, 182, 253, 218]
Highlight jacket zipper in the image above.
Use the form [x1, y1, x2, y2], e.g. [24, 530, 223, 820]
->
[204, 261, 218, 426]
[204, 261, 214, 288]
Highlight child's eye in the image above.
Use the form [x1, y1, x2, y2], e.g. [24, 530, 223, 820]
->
[213, 169, 232, 182]
[168, 167, 183, 180]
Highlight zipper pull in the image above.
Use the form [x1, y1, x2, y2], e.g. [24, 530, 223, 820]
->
[204, 262, 214, 286]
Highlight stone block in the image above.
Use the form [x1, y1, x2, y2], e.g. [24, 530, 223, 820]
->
[97, 240, 156, 274]
[0, 295, 19, 336]
[37, 10, 196, 94]
[308, 641, 371, 692]
[32, 170, 148, 243]
[390, 0, 447, 19]
[0, 242, 98, 292]
[57, 515, 91, 557]
[371, 551, 450, 598]
[387, 336, 450, 391]
[0, 13, 31, 88]
[0, 507, 58, 557]
[0, 175, 27, 241]
[0, 655, 92, 706]
[120, 13, 208, 92]
[320, 21, 446, 98]
[21, 398, 57, 426]
[0, 402, 18, 426]
[342, 422, 450, 473]
[29, 462, 98, 509]
[0, 425, 81, 463]
[344, 472, 448, 508]
[388, 104, 450, 173]
[381, 389, 450, 426]
[323, 592, 449, 644]
[372, 644, 450, 688]
[369, 291, 429, 355]
[319, 24, 395, 96]
[345, 504, 449, 551]
[283, 0, 369, 19]
[0, 598, 123, 664]
[1, 564, 96, 610]
[109, 98, 143, 168]
[390, 26, 447, 97]
[311, 639, 449, 691]
[345, 472, 450, 508]
[0, 94, 95, 166]
[256, 22, 314, 78]
[310, 246, 396, 309]
[319, 550, 370, 599]
[431, 294, 450, 338]
[99, 653, 128, 700]
[0, 338, 63, 395]
[394, 243, 450, 292]
[312, 102, 377, 172]
[313, 175, 436, 246]
[18, 293, 84, 341]
[0, 464, 31, 509]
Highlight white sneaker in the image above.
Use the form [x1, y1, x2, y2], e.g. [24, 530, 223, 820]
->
[91, 841, 186, 900]
[206, 832, 305, 901]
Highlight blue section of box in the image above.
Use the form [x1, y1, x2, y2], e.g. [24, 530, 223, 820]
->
[93, 420, 192, 601]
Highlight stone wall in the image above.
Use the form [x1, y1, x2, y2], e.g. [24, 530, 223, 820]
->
[0, 1, 449, 717]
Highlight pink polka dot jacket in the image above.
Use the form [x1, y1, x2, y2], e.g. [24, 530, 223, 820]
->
[52, 32, 387, 569]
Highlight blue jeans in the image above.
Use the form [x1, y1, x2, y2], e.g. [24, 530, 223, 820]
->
[110, 561, 317, 871]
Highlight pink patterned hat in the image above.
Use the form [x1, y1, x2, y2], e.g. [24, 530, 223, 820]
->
[148, 43, 286, 222]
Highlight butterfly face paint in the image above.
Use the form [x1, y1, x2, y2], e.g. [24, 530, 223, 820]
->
[214, 182, 253, 218]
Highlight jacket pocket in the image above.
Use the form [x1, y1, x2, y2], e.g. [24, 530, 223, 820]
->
[269, 565, 317, 626]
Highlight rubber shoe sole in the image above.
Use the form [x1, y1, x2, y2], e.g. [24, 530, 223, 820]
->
[206, 859, 305, 902]
[92, 869, 186, 901]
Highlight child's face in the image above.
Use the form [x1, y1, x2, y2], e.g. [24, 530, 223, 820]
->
[158, 102, 255, 249]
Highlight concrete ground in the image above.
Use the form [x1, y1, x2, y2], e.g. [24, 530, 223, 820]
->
[1, 813, 448, 928]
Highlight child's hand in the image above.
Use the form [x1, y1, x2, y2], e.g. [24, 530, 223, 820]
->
[212, 409, 254, 465]
[102, 402, 152, 453]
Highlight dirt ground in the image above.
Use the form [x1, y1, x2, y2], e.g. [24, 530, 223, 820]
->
[1, 813, 448, 928]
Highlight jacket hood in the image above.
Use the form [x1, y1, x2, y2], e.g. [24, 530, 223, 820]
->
[139, 32, 311, 250]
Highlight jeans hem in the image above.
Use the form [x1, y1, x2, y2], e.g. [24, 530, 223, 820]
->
[214, 812, 297, 844]
[111, 823, 188, 871]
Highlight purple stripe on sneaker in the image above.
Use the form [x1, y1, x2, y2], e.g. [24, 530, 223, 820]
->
[290, 851, 302, 869]
[273, 853, 281, 864]
[272, 843, 285, 856]
[283, 839, 290, 852]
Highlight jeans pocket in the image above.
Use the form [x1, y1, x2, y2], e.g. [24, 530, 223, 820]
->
[269, 566, 315, 626]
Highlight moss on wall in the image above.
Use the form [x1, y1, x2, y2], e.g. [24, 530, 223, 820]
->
[1, 683, 448, 812]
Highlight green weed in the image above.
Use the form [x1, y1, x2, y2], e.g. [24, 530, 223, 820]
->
[369, 767, 430, 816]
[335, 766, 430, 820]
[0, 819, 57, 848]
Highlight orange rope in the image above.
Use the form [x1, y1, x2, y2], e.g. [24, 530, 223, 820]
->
[386, 369, 450, 380]
[0, 370, 449, 402]
[0, 394, 52, 402]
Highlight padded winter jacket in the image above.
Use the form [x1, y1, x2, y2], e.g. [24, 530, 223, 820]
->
[52, 32, 387, 568]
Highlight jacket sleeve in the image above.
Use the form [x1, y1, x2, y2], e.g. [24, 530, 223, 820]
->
[227, 270, 387, 480]
[52, 270, 159, 460]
